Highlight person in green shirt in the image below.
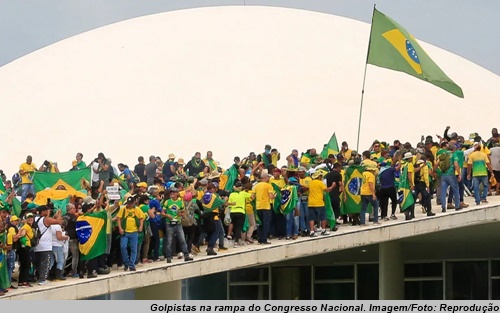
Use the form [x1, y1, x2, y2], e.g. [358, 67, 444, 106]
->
[161, 187, 193, 263]
[137, 195, 153, 264]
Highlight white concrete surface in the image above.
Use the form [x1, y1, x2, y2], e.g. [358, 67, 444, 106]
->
[3, 197, 500, 300]
[0, 6, 499, 175]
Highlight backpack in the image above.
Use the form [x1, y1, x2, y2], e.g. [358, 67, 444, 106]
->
[32, 217, 49, 247]
[438, 152, 451, 173]
[131, 171, 141, 184]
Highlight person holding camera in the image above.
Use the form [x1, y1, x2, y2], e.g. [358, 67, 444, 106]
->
[39, 160, 59, 173]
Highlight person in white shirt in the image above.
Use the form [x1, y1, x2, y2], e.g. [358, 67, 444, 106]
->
[50, 221, 69, 281]
[34, 205, 62, 285]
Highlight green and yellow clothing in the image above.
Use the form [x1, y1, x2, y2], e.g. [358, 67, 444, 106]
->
[468, 151, 490, 177]
[20, 224, 34, 248]
[342, 149, 352, 161]
[19, 162, 37, 184]
[308, 179, 327, 207]
[453, 150, 465, 175]
[117, 206, 145, 233]
[76, 161, 86, 169]
[300, 153, 317, 166]
[203, 158, 218, 172]
[270, 177, 286, 189]
[163, 198, 183, 223]
[299, 177, 312, 197]
[242, 190, 254, 214]
[228, 191, 250, 214]
[253, 182, 273, 210]
[361, 171, 375, 196]
[370, 151, 381, 159]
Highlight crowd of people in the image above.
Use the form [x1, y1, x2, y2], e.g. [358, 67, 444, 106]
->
[1, 126, 499, 296]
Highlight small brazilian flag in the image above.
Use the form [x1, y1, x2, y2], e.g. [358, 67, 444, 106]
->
[201, 192, 225, 212]
[367, 8, 463, 98]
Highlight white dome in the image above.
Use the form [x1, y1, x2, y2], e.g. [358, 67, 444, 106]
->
[1, 6, 499, 176]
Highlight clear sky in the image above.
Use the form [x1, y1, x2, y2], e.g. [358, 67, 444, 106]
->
[1, 0, 499, 74]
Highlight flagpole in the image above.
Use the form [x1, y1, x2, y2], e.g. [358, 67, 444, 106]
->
[356, 4, 377, 152]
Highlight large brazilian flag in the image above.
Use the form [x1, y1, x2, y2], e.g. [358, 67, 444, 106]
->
[399, 162, 415, 211]
[367, 8, 463, 98]
[341, 165, 364, 214]
[33, 168, 91, 192]
[76, 210, 107, 261]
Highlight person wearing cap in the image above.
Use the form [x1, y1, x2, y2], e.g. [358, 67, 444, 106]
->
[34, 205, 62, 285]
[161, 187, 193, 263]
[467, 142, 493, 205]
[176, 158, 187, 179]
[308, 170, 336, 236]
[117, 196, 145, 271]
[4, 215, 21, 290]
[162, 153, 177, 182]
[16, 213, 35, 287]
[251, 172, 276, 244]
[297, 166, 311, 236]
[399, 152, 417, 220]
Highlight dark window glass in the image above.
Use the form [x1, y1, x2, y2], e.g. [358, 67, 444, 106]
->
[314, 283, 355, 300]
[491, 261, 500, 277]
[315, 265, 355, 280]
[405, 263, 443, 278]
[185, 272, 227, 300]
[272, 266, 311, 300]
[357, 264, 379, 300]
[230, 267, 269, 283]
[405, 281, 443, 300]
[229, 285, 269, 300]
[445, 261, 488, 300]
[491, 279, 500, 300]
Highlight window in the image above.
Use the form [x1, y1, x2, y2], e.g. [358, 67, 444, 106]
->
[314, 265, 355, 300]
[229, 267, 269, 300]
[490, 260, 500, 300]
[446, 261, 488, 300]
[404, 262, 443, 300]
[357, 264, 379, 300]
[271, 266, 311, 300]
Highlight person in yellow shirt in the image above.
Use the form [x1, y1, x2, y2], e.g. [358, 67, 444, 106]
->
[251, 173, 275, 244]
[117, 196, 145, 271]
[19, 155, 37, 202]
[242, 183, 256, 243]
[359, 164, 379, 226]
[413, 157, 436, 217]
[17, 213, 34, 287]
[341, 142, 352, 161]
[307, 170, 335, 237]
